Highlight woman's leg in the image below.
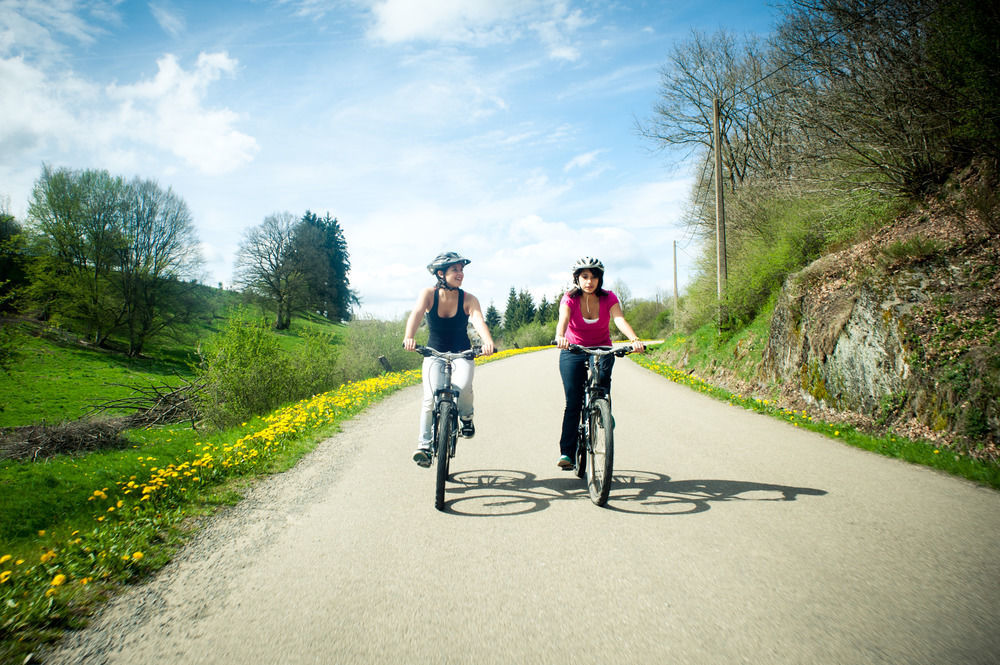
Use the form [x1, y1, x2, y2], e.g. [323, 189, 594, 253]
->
[558, 350, 588, 458]
[416, 356, 444, 449]
[451, 357, 475, 420]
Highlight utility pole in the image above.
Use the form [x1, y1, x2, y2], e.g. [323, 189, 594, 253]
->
[713, 97, 728, 326]
[673, 240, 679, 331]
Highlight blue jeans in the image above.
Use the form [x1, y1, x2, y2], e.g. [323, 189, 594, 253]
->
[558, 350, 614, 457]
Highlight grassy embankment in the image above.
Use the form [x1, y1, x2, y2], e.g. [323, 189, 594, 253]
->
[0, 321, 547, 662]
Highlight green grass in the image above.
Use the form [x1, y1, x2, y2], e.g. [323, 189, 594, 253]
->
[0, 334, 196, 427]
[0, 343, 548, 661]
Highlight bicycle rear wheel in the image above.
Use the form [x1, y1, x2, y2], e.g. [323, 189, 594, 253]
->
[587, 398, 614, 506]
[435, 401, 454, 511]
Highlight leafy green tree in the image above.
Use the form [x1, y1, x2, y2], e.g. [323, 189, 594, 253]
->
[502, 287, 538, 342]
[293, 211, 357, 322]
[0, 212, 27, 311]
[484, 302, 502, 331]
[26, 166, 128, 344]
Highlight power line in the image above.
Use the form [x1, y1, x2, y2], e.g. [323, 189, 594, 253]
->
[721, 0, 905, 107]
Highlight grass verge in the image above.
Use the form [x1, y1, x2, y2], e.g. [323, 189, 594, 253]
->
[0, 346, 547, 661]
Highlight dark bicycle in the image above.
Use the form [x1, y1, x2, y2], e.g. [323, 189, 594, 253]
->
[564, 343, 637, 506]
[414, 345, 481, 511]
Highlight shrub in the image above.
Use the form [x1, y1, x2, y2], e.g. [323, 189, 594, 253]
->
[196, 307, 291, 427]
[338, 317, 421, 381]
[511, 321, 555, 348]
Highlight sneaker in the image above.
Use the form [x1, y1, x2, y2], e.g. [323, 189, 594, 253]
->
[557, 454, 574, 469]
[460, 418, 475, 438]
[412, 448, 431, 468]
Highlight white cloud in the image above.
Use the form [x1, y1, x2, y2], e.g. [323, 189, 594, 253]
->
[364, 0, 591, 60]
[106, 52, 259, 174]
[563, 149, 601, 172]
[149, 2, 186, 38]
[0, 0, 111, 61]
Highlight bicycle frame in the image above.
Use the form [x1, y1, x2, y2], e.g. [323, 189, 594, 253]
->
[565, 343, 636, 506]
[414, 345, 480, 510]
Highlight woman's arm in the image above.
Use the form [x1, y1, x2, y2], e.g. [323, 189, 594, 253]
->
[609, 302, 645, 352]
[464, 293, 495, 355]
[403, 288, 434, 351]
[554, 303, 572, 349]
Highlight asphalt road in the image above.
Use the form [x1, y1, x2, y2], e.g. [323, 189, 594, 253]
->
[44, 350, 1000, 664]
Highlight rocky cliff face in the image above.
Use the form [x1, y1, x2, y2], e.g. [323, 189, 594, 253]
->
[761, 196, 998, 459]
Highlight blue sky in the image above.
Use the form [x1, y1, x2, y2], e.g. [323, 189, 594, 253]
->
[0, 0, 778, 319]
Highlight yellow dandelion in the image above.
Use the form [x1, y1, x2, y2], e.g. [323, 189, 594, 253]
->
[0, 554, 11, 565]
[50, 574, 67, 586]
[38, 530, 46, 536]
[132, 552, 144, 560]
[40, 550, 56, 563]
[0, 571, 11, 583]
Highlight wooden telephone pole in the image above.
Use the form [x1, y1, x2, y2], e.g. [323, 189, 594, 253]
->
[713, 97, 728, 326]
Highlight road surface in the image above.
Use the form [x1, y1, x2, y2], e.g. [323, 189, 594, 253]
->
[44, 350, 1000, 664]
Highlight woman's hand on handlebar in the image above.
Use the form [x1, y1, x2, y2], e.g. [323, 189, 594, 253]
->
[480, 341, 495, 356]
[630, 339, 645, 353]
[554, 336, 570, 350]
[403, 337, 416, 352]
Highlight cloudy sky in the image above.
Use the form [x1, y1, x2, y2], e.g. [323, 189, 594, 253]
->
[0, 0, 777, 319]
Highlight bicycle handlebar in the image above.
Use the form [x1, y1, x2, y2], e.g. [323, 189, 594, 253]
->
[412, 345, 482, 360]
[555, 342, 637, 358]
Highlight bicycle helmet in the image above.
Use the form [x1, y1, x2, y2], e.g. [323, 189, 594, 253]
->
[572, 256, 604, 274]
[427, 251, 471, 289]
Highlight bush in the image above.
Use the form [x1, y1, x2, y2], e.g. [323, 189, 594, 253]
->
[196, 307, 292, 427]
[511, 321, 555, 348]
[626, 299, 672, 339]
[287, 329, 343, 398]
[339, 317, 421, 381]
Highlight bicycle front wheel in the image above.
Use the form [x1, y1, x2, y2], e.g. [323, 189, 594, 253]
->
[574, 416, 587, 479]
[435, 401, 454, 511]
[587, 398, 614, 506]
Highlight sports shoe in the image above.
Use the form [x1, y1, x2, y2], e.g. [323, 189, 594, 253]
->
[557, 455, 574, 469]
[460, 418, 475, 438]
[412, 448, 431, 468]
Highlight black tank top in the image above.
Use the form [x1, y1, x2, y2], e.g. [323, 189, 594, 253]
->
[426, 289, 471, 353]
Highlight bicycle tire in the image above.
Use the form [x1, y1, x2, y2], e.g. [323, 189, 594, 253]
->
[587, 398, 614, 506]
[435, 401, 454, 511]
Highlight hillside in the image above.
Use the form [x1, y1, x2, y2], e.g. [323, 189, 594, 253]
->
[653, 169, 999, 463]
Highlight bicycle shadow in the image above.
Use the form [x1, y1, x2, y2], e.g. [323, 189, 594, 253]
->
[442, 469, 827, 517]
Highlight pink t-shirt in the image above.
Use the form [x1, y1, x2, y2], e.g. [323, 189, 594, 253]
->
[561, 290, 619, 347]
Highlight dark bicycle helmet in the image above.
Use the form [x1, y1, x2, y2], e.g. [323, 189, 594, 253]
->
[427, 251, 471, 275]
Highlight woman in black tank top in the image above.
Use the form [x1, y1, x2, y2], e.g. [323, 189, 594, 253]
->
[403, 252, 496, 466]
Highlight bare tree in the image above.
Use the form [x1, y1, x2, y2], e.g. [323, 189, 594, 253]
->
[638, 30, 799, 192]
[774, 0, 1000, 194]
[233, 212, 305, 330]
[116, 178, 203, 356]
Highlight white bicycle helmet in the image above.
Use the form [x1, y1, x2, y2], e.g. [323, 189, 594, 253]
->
[572, 256, 605, 274]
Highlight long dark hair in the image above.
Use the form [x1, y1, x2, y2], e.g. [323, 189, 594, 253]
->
[567, 268, 607, 299]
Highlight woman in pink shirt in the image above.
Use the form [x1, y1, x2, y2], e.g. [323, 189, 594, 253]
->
[553, 257, 645, 469]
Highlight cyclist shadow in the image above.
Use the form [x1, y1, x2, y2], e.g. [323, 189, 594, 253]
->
[443, 469, 827, 517]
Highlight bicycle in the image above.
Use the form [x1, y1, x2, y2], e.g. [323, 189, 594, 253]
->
[413, 345, 481, 511]
[563, 343, 637, 506]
